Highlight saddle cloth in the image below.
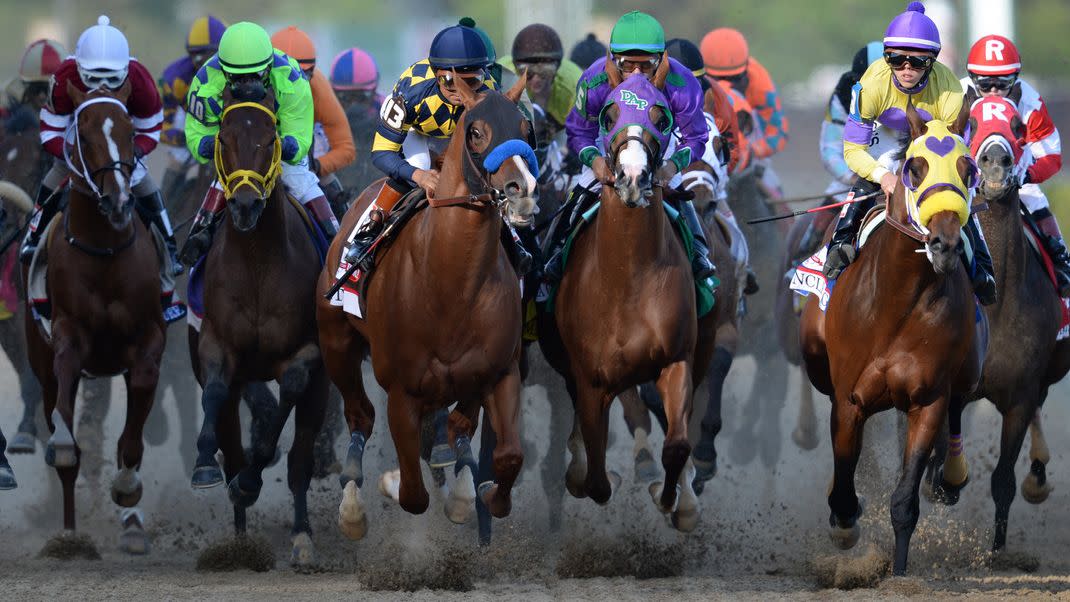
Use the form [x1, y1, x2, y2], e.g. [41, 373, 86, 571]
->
[187, 194, 329, 332]
[1022, 220, 1070, 341]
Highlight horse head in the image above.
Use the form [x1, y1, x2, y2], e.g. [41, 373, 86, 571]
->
[216, 87, 282, 232]
[967, 96, 1027, 203]
[450, 69, 539, 227]
[66, 79, 137, 230]
[600, 55, 673, 207]
[900, 96, 977, 275]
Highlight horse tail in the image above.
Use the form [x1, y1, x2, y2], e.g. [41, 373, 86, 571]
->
[0, 180, 33, 214]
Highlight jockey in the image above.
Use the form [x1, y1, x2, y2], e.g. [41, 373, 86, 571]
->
[158, 16, 227, 199]
[180, 21, 338, 267]
[329, 47, 385, 196]
[499, 24, 583, 142]
[545, 10, 715, 281]
[2, 39, 66, 116]
[823, 2, 996, 305]
[962, 34, 1069, 295]
[271, 26, 356, 218]
[21, 16, 186, 282]
[569, 33, 607, 71]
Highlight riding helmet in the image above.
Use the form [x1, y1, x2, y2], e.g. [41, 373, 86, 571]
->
[428, 24, 490, 71]
[218, 22, 274, 74]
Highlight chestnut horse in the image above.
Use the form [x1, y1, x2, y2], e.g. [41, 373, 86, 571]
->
[800, 99, 987, 575]
[923, 96, 1070, 551]
[537, 58, 715, 531]
[187, 89, 327, 566]
[317, 75, 537, 539]
[23, 83, 165, 553]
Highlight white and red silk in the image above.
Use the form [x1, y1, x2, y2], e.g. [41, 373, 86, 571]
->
[39, 58, 162, 159]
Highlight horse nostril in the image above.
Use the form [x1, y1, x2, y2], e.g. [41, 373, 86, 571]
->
[1001, 156, 1011, 168]
[505, 182, 521, 197]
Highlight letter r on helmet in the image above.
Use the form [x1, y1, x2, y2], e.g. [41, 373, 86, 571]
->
[985, 39, 1005, 61]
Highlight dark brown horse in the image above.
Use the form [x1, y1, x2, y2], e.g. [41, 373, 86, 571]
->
[923, 96, 1070, 551]
[800, 99, 986, 575]
[187, 90, 327, 566]
[23, 82, 165, 553]
[537, 58, 715, 531]
[317, 74, 536, 539]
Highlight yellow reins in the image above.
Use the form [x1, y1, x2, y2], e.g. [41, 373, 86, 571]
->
[213, 101, 283, 199]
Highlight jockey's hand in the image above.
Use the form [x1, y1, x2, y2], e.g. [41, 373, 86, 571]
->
[880, 171, 898, 197]
[281, 136, 300, 162]
[591, 156, 615, 185]
[197, 136, 215, 160]
[413, 169, 440, 197]
[656, 161, 679, 185]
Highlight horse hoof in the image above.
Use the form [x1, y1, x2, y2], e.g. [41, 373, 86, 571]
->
[378, 469, 401, 502]
[338, 481, 368, 540]
[8, 432, 36, 454]
[565, 460, 587, 499]
[478, 480, 512, 518]
[0, 465, 16, 490]
[290, 532, 316, 567]
[828, 497, 865, 550]
[1021, 473, 1052, 505]
[227, 475, 262, 508]
[444, 465, 476, 524]
[45, 441, 76, 468]
[928, 467, 968, 506]
[671, 505, 700, 533]
[429, 443, 456, 469]
[118, 524, 150, 555]
[634, 448, 660, 483]
[110, 477, 143, 507]
[693, 456, 717, 483]
[648, 480, 679, 514]
[791, 426, 819, 451]
[191, 465, 224, 489]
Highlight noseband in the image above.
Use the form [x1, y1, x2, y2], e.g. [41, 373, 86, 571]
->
[64, 96, 137, 199]
[214, 102, 283, 199]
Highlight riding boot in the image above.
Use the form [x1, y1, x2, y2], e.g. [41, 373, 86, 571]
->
[543, 184, 594, 283]
[18, 185, 61, 265]
[302, 194, 340, 239]
[501, 221, 534, 276]
[343, 181, 405, 268]
[963, 214, 997, 306]
[823, 179, 880, 280]
[135, 190, 184, 276]
[1034, 213, 1070, 297]
[320, 174, 348, 222]
[680, 200, 717, 279]
[178, 185, 226, 267]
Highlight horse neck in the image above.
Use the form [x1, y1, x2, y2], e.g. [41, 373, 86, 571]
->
[66, 186, 135, 247]
[978, 189, 1029, 310]
[863, 191, 943, 306]
[593, 185, 669, 285]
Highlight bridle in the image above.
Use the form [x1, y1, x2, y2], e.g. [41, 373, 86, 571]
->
[64, 96, 136, 199]
[213, 101, 283, 200]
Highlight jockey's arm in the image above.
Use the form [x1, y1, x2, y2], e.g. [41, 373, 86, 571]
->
[706, 85, 740, 173]
[1022, 87, 1062, 184]
[309, 69, 355, 175]
[276, 68, 314, 165]
[370, 93, 419, 184]
[565, 77, 604, 169]
[842, 82, 885, 183]
[820, 95, 854, 185]
[668, 69, 710, 174]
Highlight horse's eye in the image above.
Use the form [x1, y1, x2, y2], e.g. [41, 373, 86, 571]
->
[469, 127, 482, 140]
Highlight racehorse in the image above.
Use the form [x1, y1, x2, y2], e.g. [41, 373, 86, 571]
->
[536, 57, 716, 530]
[23, 82, 166, 553]
[187, 88, 327, 566]
[800, 98, 986, 575]
[923, 95, 1070, 551]
[317, 73, 536, 539]
[0, 106, 48, 454]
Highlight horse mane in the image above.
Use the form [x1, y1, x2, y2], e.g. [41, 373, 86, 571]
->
[4, 103, 38, 135]
[891, 131, 912, 162]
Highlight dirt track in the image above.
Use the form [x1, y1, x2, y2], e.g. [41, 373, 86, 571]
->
[2, 107, 1070, 599]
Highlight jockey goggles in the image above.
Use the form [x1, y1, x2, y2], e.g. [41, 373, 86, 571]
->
[613, 54, 660, 73]
[80, 69, 126, 90]
[971, 74, 1016, 93]
[514, 59, 558, 77]
[437, 69, 485, 91]
[883, 51, 934, 71]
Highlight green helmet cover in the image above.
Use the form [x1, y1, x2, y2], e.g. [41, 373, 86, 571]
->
[609, 11, 664, 54]
[218, 21, 274, 74]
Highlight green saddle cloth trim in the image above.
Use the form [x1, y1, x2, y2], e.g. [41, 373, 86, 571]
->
[545, 201, 718, 318]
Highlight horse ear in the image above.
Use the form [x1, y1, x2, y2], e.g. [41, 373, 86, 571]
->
[1007, 82, 1023, 106]
[452, 69, 479, 110]
[221, 85, 233, 107]
[1011, 115, 1026, 141]
[605, 52, 623, 89]
[906, 94, 927, 140]
[505, 67, 527, 104]
[963, 87, 978, 110]
[113, 78, 132, 104]
[949, 97, 970, 137]
[652, 52, 670, 90]
[66, 79, 86, 107]
[262, 86, 276, 110]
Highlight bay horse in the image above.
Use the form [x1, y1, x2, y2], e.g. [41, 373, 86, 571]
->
[23, 82, 165, 553]
[187, 88, 327, 566]
[923, 95, 1070, 551]
[800, 98, 986, 575]
[537, 57, 716, 531]
[317, 74, 536, 539]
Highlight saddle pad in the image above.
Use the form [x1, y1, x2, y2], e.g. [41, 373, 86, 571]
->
[789, 246, 833, 311]
[26, 215, 59, 341]
[1022, 222, 1070, 341]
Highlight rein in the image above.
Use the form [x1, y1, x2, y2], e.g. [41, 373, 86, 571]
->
[63, 207, 136, 257]
[214, 102, 283, 199]
[63, 96, 137, 199]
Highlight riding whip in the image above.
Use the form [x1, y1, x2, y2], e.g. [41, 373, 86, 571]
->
[745, 189, 883, 224]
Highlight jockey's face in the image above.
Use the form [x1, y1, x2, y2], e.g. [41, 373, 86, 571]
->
[613, 53, 660, 79]
[884, 48, 936, 89]
[189, 50, 213, 71]
[436, 69, 486, 105]
[515, 59, 558, 101]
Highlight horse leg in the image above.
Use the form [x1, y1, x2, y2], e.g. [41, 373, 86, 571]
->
[694, 346, 734, 492]
[384, 388, 429, 514]
[620, 386, 659, 483]
[1021, 408, 1053, 504]
[312, 387, 344, 478]
[890, 400, 945, 575]
[477, 366, 524, 519]
[576, 381, 615, 505]
[49, 330, 83, 532]
[443, 401, 479, 524]
[649, 361, 694, 518]
[215, 387, 247, 535]
[475, 411, 495, 545]
[191, 341, 234, 489]
[791, 368, 819, 451]
[242, 382, 280, 468]
[928, 395, 969, 505]
[319, 316, 374, 489]
[2, 321, 42, 453]
[76, 377, 111, 492]
[561, 376, 589, 499]
[991, 400, 1032, 552]
[0, 428, 15, 489]
[286, 366, 327, 567]
[827, 397, 865, 551]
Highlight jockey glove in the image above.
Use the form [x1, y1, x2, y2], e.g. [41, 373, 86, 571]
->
[281, 136, 300, 162]
[197, 136, 215, 160]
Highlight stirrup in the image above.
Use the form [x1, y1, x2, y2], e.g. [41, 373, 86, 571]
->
[823, 243, 856, 280]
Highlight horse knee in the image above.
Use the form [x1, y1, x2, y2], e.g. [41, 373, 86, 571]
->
[493, 447, 523, 479]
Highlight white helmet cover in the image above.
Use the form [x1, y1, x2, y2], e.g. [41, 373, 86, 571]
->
[75, 15, 130, 84]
